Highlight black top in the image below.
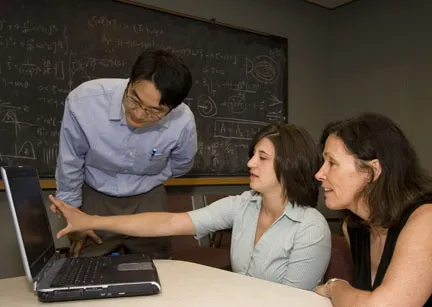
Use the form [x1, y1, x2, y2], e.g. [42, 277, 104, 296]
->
[348, 201, 432, 307]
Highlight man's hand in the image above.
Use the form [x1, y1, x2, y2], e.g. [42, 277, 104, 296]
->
[49, 195, 102, 256]
[67, 230, 102, 257]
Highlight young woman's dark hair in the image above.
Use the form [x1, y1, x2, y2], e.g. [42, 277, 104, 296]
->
[249, 124, 322, 207]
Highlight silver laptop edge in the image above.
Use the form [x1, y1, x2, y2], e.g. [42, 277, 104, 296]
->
[1, 167, 35, 286]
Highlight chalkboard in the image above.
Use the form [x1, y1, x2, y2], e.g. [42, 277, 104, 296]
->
[0, 0, 288, 177]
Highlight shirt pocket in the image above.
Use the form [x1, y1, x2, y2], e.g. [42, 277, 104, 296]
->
[144, 152, 169, 175]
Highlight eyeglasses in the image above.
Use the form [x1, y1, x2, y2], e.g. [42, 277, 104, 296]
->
[124, 95, 167, 121]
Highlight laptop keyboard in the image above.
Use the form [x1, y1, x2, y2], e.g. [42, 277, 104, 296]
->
[51, 257, 107, 287]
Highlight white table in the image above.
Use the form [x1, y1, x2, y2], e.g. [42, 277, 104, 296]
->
[0, 260, 332, 306]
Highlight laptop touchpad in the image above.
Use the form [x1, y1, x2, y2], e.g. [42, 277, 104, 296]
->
[117, 262, 153, 271]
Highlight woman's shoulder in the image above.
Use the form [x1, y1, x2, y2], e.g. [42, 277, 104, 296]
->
[233, 190, 261, 204]
[406, 203, 432, 225]
[392, 200, 432, 232]
[214, 190, 259, 210]
[289, 206, 331, 236]
[300, 205, 328, 224]
[394, 203, 432, 250]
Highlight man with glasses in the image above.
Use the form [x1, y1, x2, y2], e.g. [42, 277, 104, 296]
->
[55, 49, 197, 258]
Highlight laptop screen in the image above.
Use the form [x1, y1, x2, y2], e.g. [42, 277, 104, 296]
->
[3, 167, 56, 280]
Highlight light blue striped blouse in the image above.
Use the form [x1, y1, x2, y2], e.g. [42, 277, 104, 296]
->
[188, 190, 331, 290]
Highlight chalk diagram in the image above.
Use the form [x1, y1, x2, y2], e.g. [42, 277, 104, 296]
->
[68, 52, 125, 91]
[227, 94, 246, 114]
[68, 53, 94, 90]
[246, 55, 279, 84]
[197, 95, 217, 117]
[1, 109, 37, 160]
[0, 140, 36, 161]
[42, 146, 58, 164]
[2, 109, 34, 137]
[14, 141, 36, 159]
[266, 94, 286, 121]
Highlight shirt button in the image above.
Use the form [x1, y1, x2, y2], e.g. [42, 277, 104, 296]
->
[129, 152, 134, 157]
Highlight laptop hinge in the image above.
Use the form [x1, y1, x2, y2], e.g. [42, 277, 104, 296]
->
[33, 255, 58, 290]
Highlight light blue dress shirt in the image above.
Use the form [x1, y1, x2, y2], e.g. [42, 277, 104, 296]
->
[56, 78, 197, 207]
[188, 191, 331, 290]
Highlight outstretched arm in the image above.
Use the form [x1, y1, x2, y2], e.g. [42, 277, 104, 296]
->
[49, 195, 196, 239]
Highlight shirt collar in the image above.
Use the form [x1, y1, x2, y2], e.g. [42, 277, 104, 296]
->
[155, 110, 171, 129]
[250, 192, 305, 223]
[108, 79, 128, 121]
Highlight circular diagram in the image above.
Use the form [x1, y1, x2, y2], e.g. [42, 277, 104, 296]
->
[197, 95, 217, 117]
[246, 55, 279, 84]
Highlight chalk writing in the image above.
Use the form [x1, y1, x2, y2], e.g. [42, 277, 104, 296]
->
[4, 56, 65, 79]
[133, 24, 164, 36]
[0, 36, 68, 54]
[1, 78, 29, 89]
[101, 34, 156, 49]
[88, 16, 129, 30]
[0, 0, 287, 176]
[214, 119, 268, 140]
[202, 66, 225, 75]
[68, 53, 128, 90]
[1, 20, 66, 36]
[220, 80, 260, 93]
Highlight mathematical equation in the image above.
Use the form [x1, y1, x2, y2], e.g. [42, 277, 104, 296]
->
[0, 3, 287, 175]
[0, 19, 66, 36]
[3, 56, 65, 79]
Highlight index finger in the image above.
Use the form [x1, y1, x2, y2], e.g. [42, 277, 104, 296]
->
[48, 195, 68, 216]
[48, 195, 66, 209]
[48, 194, 61, 204]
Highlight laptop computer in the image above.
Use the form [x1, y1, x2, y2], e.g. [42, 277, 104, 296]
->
[1, 166, 161, 302]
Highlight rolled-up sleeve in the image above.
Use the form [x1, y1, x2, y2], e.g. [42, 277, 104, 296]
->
[170, 114, 197, 177]
[187, 194, 243, 239]
[282, 218, 332, 290]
